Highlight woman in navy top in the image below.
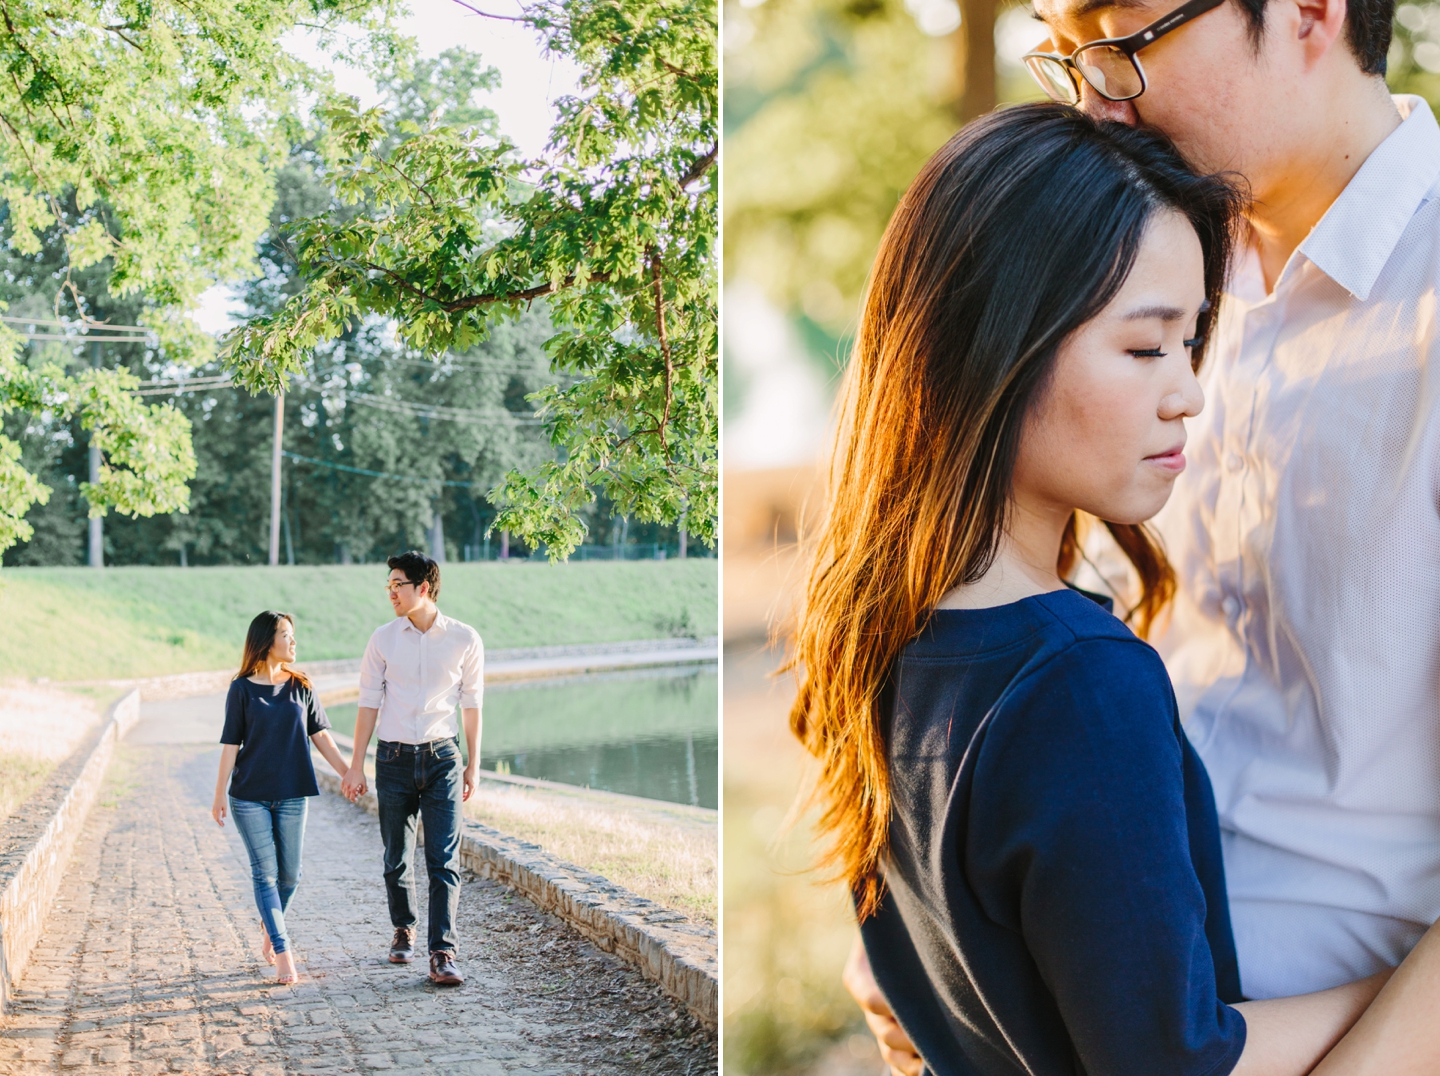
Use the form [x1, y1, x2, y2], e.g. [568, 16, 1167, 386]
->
[212, 610, 350, 985]
[787, 104, 1440, 1075]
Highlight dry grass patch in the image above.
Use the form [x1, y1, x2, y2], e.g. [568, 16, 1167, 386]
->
[0, 683, 109, 822]
[463, 780, 717, 924]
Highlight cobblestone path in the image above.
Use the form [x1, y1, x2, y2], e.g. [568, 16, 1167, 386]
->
[0, 744, 715, 1075]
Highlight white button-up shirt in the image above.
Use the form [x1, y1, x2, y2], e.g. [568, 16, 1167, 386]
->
[358, 611, 484, 744]
[1151, 95, 1440, 1000]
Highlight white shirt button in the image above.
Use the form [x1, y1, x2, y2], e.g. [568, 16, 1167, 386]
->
[1221, 595, 1240, 619]
[1226, 452, 1244, 473]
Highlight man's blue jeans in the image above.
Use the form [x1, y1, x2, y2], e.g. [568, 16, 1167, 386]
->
[375, 738, 463, 955]
[229, 796, 308, 954]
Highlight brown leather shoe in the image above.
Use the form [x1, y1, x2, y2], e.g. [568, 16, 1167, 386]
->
[429, 950, 464, 985]
[389, 927, 415, 964]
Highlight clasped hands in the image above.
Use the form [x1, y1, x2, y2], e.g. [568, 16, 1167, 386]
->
[340, 765, 368, 803]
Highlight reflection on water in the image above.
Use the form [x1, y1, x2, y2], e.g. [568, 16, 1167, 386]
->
[481, 665, 718, 808]
[327, 663, 718, 808]
[487, 732, 718, 809]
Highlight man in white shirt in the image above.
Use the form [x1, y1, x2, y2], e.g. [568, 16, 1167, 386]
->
[849, 0, 1440, 1068]
[342, 551, 483, 986]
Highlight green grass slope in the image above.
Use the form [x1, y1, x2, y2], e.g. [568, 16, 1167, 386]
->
[9, 561, 717, 681]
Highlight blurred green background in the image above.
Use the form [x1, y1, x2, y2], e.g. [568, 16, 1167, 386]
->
[722, 3, 1440, 1073]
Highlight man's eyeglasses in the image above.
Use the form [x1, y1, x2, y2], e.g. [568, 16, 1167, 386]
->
[1023, 0, 1226, 105]
[384, 580, 418, 594]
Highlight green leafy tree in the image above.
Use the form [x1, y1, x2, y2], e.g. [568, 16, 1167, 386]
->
[45, 51, 566, 568]
[225, 0, 718, 559]
[0, 0, 400, 559]
[723, 0, 959, 341]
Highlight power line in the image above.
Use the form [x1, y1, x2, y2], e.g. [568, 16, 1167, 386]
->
[1, 314, 152, 332]
[282, 450, 478, 488]
[125, 376, 546, 428]
[338, 390, 543, 425]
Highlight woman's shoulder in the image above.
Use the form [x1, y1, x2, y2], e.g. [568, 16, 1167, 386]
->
[990, 621, 1178, 760]
[909, 586, 1146, 661]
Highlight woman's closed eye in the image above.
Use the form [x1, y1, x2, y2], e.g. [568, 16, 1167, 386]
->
[1130, 336, 1203, 358]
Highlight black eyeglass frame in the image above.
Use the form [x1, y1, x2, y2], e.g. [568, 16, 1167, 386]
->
[1021, 0, 1227, 103]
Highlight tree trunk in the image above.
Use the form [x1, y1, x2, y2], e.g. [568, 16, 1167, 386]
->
[957, 0, 998, 125]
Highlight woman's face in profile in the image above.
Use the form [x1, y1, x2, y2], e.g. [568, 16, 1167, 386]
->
[270, 619, 297, 664]
[1014, 208, 1208, 528]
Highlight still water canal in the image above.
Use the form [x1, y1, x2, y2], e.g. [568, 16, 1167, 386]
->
[327, 664, 718, 809]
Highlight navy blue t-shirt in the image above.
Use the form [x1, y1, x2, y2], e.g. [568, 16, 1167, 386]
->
[220, 677, 331, 801]
[862, 588, 1246, 1076]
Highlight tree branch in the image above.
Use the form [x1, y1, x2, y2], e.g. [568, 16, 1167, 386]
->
[649, 247, 672, 458]
[357, 260, 613, 313]
[448, 0, 527, 21]
[680, 144, 717, 189]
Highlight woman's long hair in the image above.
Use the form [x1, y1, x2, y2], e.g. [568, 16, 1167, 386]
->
[235, 610, 312, 690]
[787, 104, 1243, 919]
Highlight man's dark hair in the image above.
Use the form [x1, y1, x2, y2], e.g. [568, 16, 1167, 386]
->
[388, 551, 441, 602]
[1234, 0, 1394, 75]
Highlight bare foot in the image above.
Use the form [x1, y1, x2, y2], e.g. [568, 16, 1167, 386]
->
[274, 949, 298, 985]
[259, 921, 276, 966]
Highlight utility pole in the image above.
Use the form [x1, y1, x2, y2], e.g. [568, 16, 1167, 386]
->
[429, 503, 446, 563]
[88, 341, 103, 568]
[269, 392, 283, 566]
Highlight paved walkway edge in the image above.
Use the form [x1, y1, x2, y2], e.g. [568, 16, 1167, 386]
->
[315, 770, 719, 1031]
[0, 689, 140, 1018]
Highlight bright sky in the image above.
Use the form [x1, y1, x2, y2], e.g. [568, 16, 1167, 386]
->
[194, 0, 581, 334]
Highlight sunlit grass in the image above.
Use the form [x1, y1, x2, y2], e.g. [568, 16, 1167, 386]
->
[0, 561, 718, 681]
[0, 683, 108, 823]
[463, 781, 717, 923]
[723, 644, 871, 1075]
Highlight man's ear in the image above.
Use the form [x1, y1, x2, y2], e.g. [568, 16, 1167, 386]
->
[1291, 0, 1348, 64]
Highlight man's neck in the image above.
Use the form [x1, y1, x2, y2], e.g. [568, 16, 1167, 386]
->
[407, 603, 439, 633]
[1248, 80, 1401, 293]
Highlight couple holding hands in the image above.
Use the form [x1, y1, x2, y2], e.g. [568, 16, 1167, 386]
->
[790, 0, 1440, 1070]
[209, 551, 484, 988]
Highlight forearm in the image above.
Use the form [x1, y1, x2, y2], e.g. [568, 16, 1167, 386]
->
[1307, 919, 1440, 1075]
[310, 731, 350, 778]
[462, 707, 480, 766]
[1232, 970, 1390, 1076]
[214, 745, 239, 798]
[351, 707, 379, 767]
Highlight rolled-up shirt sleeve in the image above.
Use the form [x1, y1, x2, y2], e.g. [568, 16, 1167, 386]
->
[458, 633, 484, 710]
[358, 630, 387, 709]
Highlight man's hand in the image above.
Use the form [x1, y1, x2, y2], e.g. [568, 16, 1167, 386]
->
[341, 764, 367, 803]
[463, 762, 478, 802]
[843, 934, 923, 1076]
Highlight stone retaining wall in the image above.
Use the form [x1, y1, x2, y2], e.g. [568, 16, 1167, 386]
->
[65, 637, 719, 701]
[0, 690, 140, 1017]
[315, 771, 718, 1029]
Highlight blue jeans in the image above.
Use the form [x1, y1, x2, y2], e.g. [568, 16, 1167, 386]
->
[229, 796, 308, 955]
[375, 738, 463, 955]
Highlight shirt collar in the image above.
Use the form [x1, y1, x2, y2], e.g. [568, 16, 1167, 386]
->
[399, 610, 447, 635]
[1298, 95, 1440, 302]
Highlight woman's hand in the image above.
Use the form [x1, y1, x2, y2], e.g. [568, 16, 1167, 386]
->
[213, 744, 239, 828]
[843, 934, 923, 1076]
